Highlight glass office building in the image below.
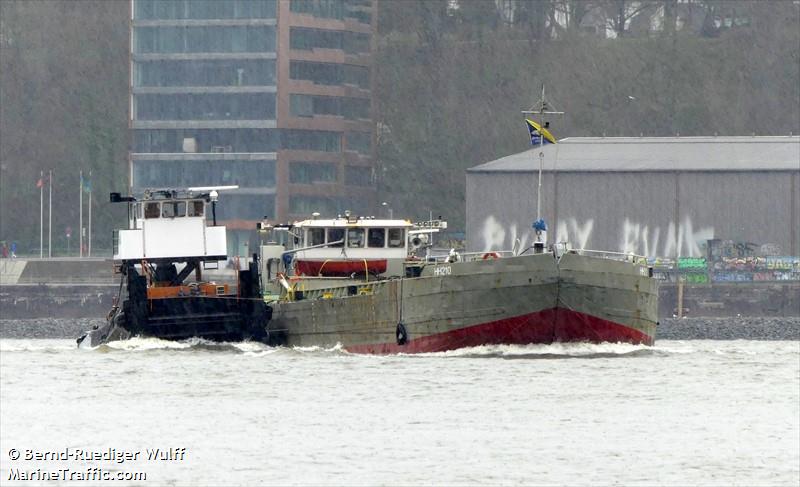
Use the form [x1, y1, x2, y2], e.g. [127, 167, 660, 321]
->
[131, 0, 376, 252]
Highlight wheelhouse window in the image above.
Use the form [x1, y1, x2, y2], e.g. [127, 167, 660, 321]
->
[188, 201, 204, 217]
[327, 228, 344, 247]
[145, 202, 161, 219]
[161, 201, 186, 218]
[347, 228, 364, 248]
[307, 228, 325, 246]
[367, 228, 385, 248]
[387, 228, 404, 248]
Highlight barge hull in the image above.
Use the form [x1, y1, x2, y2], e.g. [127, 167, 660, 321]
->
[268, 253, 658, 354]
[345, 307, 653, 354]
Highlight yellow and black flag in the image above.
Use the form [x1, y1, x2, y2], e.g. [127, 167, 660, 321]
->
[525, 119, 557, 146]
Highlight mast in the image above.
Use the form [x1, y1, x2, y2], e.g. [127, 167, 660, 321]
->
[48, 170, 52, 258]
[88, 170, 92, 257]
[522, 84, 563, 245]
[79, 170, 83, 258]
[39, 170, 43, 259]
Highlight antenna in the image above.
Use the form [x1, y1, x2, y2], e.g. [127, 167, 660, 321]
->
[187, 185, 239, 192]
[521, 84, 564, 246]
[521, 84, 564, 119]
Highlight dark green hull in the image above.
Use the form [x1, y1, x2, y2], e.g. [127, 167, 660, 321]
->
[267, 252, 658, 354]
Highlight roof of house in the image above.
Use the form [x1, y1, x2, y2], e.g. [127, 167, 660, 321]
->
[468, 136, 800, 173]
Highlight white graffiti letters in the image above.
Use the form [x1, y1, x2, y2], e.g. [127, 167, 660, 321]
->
[556, 218, 594, 250]
[481, 215, 714, 257]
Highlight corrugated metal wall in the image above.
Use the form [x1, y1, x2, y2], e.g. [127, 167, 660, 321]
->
[466, 170, 800, 257]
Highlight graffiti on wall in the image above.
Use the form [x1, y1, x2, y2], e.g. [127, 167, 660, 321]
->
[482, 216, 534, 254]
[481, 215, 714, 257]
[620, 217, 714, 257]
[556, 218, 594, 250]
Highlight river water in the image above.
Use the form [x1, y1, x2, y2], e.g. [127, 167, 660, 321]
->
[1, 335, 798, 486]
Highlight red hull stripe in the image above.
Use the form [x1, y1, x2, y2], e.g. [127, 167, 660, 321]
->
[296, 259, 387, 277]
[345, 308, 653, 355]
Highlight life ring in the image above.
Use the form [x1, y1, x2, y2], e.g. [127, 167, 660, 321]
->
[396, 322, 409, 346]
[482, 252, 500, 260]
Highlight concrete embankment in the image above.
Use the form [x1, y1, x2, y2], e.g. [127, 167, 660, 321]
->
[658, 282, 800, 318]
[0, 284, 117, 319]
[657, 317, 800, 341]
[0, 258, 239, 319]
[0, 318, 105, 339]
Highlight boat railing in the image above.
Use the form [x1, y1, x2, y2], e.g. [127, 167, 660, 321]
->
[417, 250, 516, 264]
[566, 248, 648, 264]
[420, 248, 648, 265]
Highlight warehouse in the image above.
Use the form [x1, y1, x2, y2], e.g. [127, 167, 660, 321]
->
[466, 136, 800, 257]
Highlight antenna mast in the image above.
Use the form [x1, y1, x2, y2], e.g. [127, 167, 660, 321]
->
[521, 84, 563, 244]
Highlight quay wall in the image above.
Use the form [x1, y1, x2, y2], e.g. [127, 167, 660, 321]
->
[1, 259, 798, 319]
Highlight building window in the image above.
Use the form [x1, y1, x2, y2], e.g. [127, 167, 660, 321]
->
[136, 93, 276, 121]
[289, 0, 371, 24]
[281, 130, 341, 152]
[345, 132, 371, 155]
[135, 26, 276, 54]
[344, 165, 372, 186]
[133, 159, 276, 189]
[289, 94, 313, 117]
[134, 59, 276, 88]
[289, 94, 369, 120]
[342, 31, 370, 54]
[135, 0, 277, 20]
[290, 0, 344, 19]
[215, 194, 275, 220]
[134, 129, 279, 153]
[290, 195, 339, 216]
[289, 61, 369, 89]
[289, 161, 337, 184]
[289, 27, 370, 54]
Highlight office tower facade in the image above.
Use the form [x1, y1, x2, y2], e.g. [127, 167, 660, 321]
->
[131, 0, 376, 252]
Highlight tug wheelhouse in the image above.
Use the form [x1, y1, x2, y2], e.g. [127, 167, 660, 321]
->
[289, 215, 413, 277]
[77, 187, 272, 347]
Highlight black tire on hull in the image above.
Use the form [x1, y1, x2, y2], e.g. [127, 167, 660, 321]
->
[396, 322, 409, 345]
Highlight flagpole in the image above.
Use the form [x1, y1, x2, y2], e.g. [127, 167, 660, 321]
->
[88, 170, 92, 258]
[48, 170, 52, 258]
[522, 85, 563, 246]
[537, 85, 545, 222]
[40, 170, 44, 259]
[537, 139, 543, 221]
[79, 170, 83, 258]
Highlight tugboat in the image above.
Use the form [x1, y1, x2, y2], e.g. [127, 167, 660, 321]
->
[77, 187, 271, 347]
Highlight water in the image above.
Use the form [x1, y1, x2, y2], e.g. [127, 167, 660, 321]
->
[1, 335, 798, 486]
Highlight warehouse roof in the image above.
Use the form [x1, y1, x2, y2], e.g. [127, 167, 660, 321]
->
[468, 136, 800, 173]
